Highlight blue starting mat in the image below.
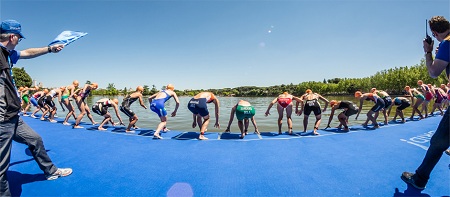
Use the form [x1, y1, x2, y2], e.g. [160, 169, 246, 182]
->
[7, 114, 450, 196]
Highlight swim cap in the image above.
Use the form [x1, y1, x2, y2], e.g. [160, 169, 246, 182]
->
[113, 98, 119, 105]
[43, 89, 49, 94]
[305, 89, 312, 94]
[166, 84, 174, 90]
[136, 86, 144, 92]
[394, 98, 402, 105]
[354, 91, 362, 98]
[91, 83, 98, 89]
[330, 100, 337, 107]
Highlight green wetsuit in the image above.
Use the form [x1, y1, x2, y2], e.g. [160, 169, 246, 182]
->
[236, 105, 255, 120]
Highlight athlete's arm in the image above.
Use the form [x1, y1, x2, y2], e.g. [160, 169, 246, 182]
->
[171, 93, 180, 117]
[225, 104, 237, 132]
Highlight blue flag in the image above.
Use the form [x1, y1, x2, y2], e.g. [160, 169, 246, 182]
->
[48, 30, 88, 46]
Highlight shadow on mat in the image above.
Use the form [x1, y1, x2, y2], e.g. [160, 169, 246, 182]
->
[260, 131, 297, 136]
[7, 170, 46, 197]
[393, 187, 430, 197]
[136, 129, 155, 136]
[10, 148, 51, 167]
[220, 132, 241, 139]
[85, 126, 121, 131]
[172, 132, 215, 140]
[297, 131, 319, 136]
[323, 128, 350, 133]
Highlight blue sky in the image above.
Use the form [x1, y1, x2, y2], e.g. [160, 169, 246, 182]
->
[1, 0, 449, 90]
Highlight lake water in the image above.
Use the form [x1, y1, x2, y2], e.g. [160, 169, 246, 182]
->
[49, 95, 422, 132]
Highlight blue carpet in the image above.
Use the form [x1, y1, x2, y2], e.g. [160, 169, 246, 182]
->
[7, 114, 450, 196]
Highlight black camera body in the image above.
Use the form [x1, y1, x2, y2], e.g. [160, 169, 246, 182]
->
[425, 19, 432, 44]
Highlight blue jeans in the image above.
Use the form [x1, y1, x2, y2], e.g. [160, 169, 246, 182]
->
[414, 106, 450, 186]
[0, 115, 57, 196]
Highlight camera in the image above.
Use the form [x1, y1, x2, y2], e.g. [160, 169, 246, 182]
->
[425, 19, 432, 44]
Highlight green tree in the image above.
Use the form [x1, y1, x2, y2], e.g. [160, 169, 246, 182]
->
[12, 67, 33, 88]
[143, 85, 151, 95]
[106, 83, 118, 95]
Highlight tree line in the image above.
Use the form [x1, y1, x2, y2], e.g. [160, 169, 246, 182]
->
[13, 58, 448, 97]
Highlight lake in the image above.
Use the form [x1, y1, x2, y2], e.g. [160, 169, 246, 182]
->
[49, 95, 423, 132]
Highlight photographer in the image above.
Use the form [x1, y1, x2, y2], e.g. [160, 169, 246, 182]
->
[401, 16, 450, 190]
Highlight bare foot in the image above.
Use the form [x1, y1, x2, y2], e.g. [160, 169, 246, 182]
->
[198, 135, 208, 140]
[153, 135, 163, 139]
[73, 125, 84, 129]
[126, 130, 135, 133]
[98, 127, 107, 131]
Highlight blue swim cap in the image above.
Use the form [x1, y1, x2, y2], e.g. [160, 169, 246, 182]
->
[394, 98, 402, 105]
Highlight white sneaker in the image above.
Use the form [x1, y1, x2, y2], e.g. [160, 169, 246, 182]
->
[46, 168, 73, 180]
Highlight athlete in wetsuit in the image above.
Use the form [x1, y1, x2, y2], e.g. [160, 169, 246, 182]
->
[21, 86, 39, 116]
[62, 80, 79, 125]
[187, 92, 220, 140]
[73, 83, 98, 128]
[92, 98, 124, 131]
[40, 86, 65, 123]
[120, 86, 147, 133]
[225, 100, 259, 139]
[387, 97, 411, 123]
[265, 92, 302, 135]
[31, 88, 49, 118]
[148, 84, 180, 139]
[404, 86, 425, 120]
[417, 80, 433, 118]
[355, 91, 385, 129]
[299, 89, 329, 135]
[429, 85, 446, 116]
[370, 88, 393, 125]
[325, 100, 358, 131]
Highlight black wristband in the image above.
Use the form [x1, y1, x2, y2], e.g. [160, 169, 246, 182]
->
[47, 46, 52, 53]
[425, 51, 432, 54]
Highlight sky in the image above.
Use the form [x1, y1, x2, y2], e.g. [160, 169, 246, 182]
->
[1, 0, 449, 90]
